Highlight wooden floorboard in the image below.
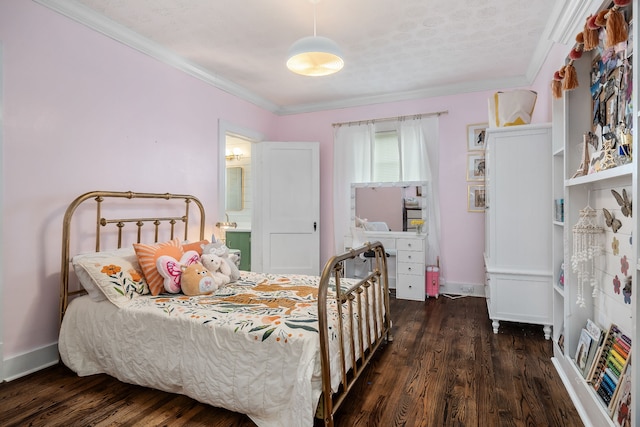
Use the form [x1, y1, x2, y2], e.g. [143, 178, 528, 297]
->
[0, 295, 584, 427]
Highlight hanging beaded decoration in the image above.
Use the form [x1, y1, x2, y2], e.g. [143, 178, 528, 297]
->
[571, 206, 603, 307]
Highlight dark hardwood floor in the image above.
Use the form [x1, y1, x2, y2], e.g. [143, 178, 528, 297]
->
[0, 294, 584, 427]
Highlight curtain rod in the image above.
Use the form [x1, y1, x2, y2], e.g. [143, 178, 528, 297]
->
[332, 110, 448, 128]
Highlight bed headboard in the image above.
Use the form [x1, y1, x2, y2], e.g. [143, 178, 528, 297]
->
[60, 191, 206, 323]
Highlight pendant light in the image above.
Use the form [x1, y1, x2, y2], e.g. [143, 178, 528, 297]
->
[286, 0, 344, 76]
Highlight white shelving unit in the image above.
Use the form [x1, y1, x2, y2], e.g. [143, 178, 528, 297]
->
[551, 1, 637, 426]
[552, 112, 566, 350]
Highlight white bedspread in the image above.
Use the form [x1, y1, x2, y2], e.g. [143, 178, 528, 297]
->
[59, 272, 381, 427]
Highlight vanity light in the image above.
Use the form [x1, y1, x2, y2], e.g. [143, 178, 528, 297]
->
[225, 147, 243, 161]
[216, 213, 237, 230]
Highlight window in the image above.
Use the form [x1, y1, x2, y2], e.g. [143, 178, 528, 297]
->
[372, 130, 399, 182]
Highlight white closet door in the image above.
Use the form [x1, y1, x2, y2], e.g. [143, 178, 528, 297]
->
[258, 141, 320, 275]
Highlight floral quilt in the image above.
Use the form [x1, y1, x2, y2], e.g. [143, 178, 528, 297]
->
[60, 271, 380, 427]
[142, 272, 334, 343]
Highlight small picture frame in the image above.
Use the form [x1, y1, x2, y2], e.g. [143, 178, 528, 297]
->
[467, 123, 488, 151]
[466, 153, 485, 181]
[468, 185, 485, 212]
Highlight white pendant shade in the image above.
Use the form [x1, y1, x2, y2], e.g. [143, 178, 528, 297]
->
[286, 35, 344, 76]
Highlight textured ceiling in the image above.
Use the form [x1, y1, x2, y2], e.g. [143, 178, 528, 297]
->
[38, 0, 563, 114]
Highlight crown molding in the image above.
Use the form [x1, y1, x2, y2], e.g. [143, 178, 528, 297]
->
[277, 75, 532, 115]
[523, 1, 566, 84]
[546, 0, 603, 45]
[33, 0, 566, 116]
[33, 0, 280, 113]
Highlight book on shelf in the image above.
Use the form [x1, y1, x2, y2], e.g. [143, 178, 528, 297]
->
[589, 323, 632, 412]
[557, 263, 564, 289]
[587, 323, 614, 384]
[585, 319, 603, 342]
[575, 328, 596, 375]
[554, 198, 564, 222]
[581, 319, 605, 379]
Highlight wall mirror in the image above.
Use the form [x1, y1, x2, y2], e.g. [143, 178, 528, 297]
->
[226, 167, 243, 211]
[351, 181, 428, 232]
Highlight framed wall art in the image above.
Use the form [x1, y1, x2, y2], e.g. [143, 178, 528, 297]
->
[467, 153, 485, 181]
[467, 184, 486, 213]
[467, 123, 488, 151]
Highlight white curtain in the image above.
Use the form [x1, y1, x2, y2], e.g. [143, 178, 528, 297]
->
[333, 122, 374, 253]
[333, 116, 440, 265]
[399, 117, 440, 265]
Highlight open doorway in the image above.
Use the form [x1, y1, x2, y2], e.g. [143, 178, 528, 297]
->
[223, 134, 253, 271]
[217, 120, 262, 271]
[224, 134, 252, 228]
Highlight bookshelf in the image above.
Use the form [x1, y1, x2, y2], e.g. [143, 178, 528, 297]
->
[550, 1, 637, 426]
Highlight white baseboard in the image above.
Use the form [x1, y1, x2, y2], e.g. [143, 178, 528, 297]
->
[551, 357, 592, 427]
[439, 281, 485, 297]
[2, 342, 59, 382]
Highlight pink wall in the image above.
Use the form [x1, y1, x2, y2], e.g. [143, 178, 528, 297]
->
[0, 0, 277, 360]
[1, 0, 569, 368]
[274, 84, 555, 287]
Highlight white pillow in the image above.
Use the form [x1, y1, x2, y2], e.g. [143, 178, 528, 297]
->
[71, 247, 149, 306]
[364, 221, 389, 231]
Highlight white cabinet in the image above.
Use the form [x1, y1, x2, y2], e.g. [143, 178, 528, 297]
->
[344, 231, 427, 301]
[396, 236, 426, 301]
[484, 123, 553, 339]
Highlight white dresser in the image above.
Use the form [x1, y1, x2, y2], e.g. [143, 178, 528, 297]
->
[484, 124, 552, 339]
[344, 231, 427, 301]
[396, 237, 426, 300]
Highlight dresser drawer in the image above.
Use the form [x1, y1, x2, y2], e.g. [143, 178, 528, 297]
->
[397, 250, 422, 264]
[397, 262, 423, 276]
[397, 238, 424, 252]
[396, 274, 425, 301]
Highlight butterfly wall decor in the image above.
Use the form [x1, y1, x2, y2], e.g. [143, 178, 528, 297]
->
[603, 208, 622, 233]
[611, 188, 632, 218]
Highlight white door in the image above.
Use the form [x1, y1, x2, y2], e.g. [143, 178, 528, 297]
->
[257, 142, 320, 275]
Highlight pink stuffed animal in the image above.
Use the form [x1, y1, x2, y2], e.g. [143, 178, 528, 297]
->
[156, 250, 200, 293]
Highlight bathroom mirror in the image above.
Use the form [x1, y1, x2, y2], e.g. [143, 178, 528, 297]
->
[226, 167, 243, 211]
[351, 181, 427, 232]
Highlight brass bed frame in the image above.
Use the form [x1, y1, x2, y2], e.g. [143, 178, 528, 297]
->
[59, 190, 392, 427]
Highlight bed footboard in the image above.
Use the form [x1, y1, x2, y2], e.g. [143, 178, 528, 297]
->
[317, 242, 392, 427]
